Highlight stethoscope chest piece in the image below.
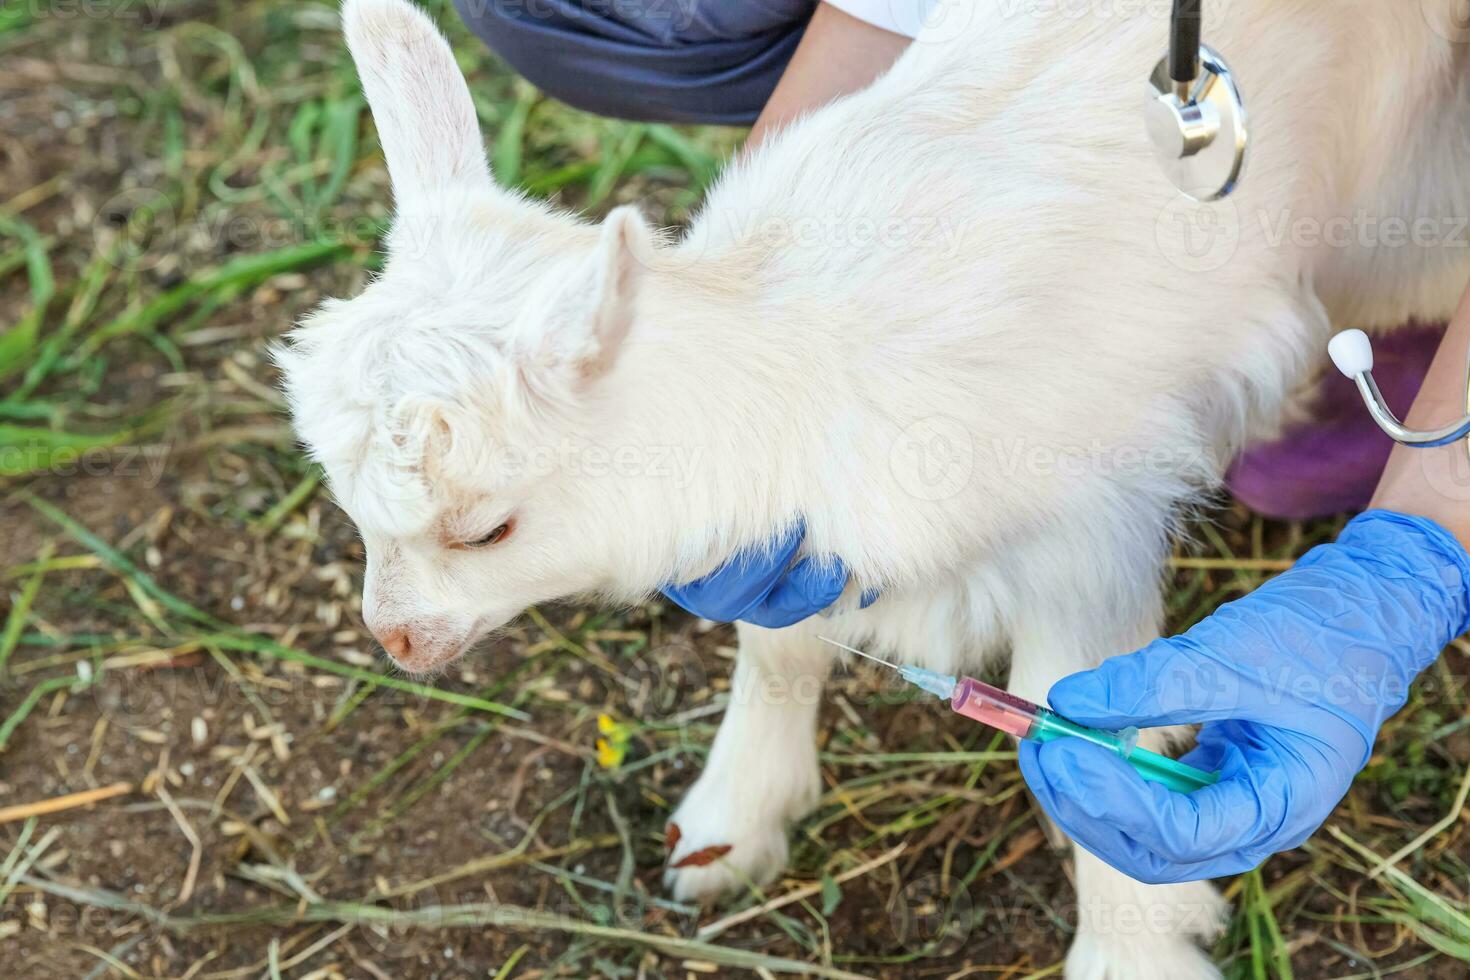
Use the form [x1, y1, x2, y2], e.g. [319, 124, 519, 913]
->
[1145, 45, 1249, 202]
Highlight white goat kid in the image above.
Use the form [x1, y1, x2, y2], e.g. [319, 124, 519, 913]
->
[279, 0, 1470, 976]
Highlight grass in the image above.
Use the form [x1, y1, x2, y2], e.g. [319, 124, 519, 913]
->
[1, 0, 1468, 977]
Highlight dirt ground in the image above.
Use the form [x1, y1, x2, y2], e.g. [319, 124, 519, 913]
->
[4, 1, 1470, 978]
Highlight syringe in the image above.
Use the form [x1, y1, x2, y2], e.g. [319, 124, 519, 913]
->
[821, 638, 1219, 794]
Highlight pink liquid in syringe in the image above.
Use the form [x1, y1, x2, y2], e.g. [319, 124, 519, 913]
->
[950, 677, 1039, 739]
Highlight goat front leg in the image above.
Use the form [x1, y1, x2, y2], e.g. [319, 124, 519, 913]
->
[664, 620, 828, 903]
[1009, 602, 1227, 980]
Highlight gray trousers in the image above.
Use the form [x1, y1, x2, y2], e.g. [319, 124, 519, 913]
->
[453, 0, 819, 124]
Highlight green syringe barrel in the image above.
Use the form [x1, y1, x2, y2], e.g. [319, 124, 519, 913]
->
[949, 676, 1219, 794]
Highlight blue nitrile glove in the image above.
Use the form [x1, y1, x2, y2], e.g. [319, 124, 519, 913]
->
[662, 522, 874, 628]
[1019, 510, 1470, 885]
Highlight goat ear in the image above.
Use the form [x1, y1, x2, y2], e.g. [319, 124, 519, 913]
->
[544, 206, 652, 382]
[343, 0, 491, 206]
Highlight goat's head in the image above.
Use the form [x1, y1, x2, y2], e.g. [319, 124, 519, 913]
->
[276, 0, 659, 673]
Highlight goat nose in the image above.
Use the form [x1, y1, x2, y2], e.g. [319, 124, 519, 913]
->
[376, 628, 411, 658]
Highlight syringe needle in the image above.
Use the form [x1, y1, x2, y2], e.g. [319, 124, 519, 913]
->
[817, 636, 901, 670]
[824, 639, 1220, 793]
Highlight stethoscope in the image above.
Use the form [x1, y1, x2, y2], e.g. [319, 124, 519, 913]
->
[1148, 2, 1470, 450]
[1145, 0, 1247, 203]
[1328, 330, 1470, 448]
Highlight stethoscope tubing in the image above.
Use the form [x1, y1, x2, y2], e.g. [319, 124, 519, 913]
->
[1352, 372, 1470, 448]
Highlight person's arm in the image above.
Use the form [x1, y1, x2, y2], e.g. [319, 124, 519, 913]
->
[747, 2, 910, 147]
[1019, 286, 1470, 885]
[1371, 285, 1470, 548]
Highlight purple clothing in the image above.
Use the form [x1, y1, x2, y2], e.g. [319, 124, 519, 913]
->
[1226, 324, 1446, 520]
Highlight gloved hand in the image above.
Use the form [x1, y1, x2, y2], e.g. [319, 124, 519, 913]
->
[662, 522, 873, 628]
[1019, 510, 1470, 884]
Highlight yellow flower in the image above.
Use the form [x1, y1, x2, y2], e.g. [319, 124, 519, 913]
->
[596, 737, 626, 769]
[595, 713, 631, 770]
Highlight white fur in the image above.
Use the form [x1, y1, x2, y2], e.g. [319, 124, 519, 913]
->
[279, 0, 1470, 974]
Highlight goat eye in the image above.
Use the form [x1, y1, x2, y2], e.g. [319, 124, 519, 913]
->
[465, 522, 511, 548]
